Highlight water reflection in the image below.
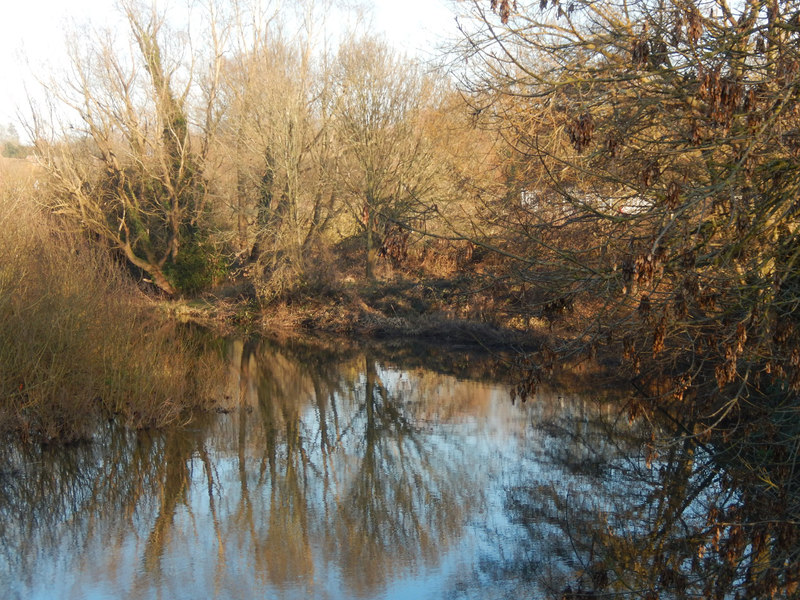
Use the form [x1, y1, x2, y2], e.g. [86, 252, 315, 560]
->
[224, 342, 486, 597]
[478, 389, 798, 600]
[0, 336, 696, 599]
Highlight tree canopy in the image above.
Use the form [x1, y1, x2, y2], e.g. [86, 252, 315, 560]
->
[451, 0, 800, 594]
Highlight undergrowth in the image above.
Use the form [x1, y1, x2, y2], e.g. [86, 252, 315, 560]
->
[0, 162, 225, 443]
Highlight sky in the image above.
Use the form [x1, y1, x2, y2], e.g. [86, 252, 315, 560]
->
[0, 0, 457, 141]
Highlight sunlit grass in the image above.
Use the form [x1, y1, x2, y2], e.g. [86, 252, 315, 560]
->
[0, 160, 224, 442]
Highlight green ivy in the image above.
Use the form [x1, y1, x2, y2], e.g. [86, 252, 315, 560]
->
[164, 236, 227, 296]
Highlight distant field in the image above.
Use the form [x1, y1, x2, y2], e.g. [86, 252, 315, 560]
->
[0, 155, 37, 175]
[0, 156, 40, 193]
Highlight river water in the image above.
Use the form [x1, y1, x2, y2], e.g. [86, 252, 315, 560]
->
[1, 336, 685, 599]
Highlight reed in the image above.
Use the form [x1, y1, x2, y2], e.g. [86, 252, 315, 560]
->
[0, 159, 223, 442]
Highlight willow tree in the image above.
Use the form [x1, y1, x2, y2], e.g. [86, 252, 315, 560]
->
[34, 1, 226, 294]
[453, 0, 800, 595]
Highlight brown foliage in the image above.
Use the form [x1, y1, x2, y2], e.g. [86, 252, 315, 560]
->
[458, 2, 800, 592]
[0, 175, 224, 442]
[490, 0, 518, 23]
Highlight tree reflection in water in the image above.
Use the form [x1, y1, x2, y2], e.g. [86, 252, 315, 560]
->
[0, 337, 501, 599]
[229, 341, 484, 597]
[486, 389, 799, 599]
[3, 337, 791, 599]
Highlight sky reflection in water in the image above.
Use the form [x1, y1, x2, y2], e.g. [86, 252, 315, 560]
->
[0, 338, 653, 600]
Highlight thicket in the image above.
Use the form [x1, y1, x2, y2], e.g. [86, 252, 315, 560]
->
[448, 0, 800, 596]
[0, 160, 225, 443]
[27, 0, 488, 307]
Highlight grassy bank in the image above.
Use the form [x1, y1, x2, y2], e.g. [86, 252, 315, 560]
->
[0, 159, 224, 443]
[170, 276, 552, 353]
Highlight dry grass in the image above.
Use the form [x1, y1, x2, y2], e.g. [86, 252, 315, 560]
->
[0, 162, 225, 442]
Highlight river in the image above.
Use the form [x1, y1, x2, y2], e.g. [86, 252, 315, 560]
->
[1, 335, 722, 599]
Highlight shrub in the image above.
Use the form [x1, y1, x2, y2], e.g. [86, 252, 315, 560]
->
[0, 167, 224, 442]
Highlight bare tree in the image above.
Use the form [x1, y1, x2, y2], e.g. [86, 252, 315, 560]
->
[333, 37, 436, 280]
[33, 0, 227, 294]
[216, 0, 343, 298]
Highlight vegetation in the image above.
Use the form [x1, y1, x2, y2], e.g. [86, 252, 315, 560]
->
[448, 0, 800, 596]
[2, 0, 800, 595]
[0, 158, 225, 442]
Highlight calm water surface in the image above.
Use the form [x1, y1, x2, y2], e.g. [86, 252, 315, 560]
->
[1, 337, 664, 599]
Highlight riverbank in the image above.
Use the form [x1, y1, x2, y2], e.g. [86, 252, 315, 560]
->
[163, 274, 560, 353]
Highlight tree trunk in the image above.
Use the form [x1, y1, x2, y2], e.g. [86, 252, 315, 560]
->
[366, 204, 376, 280]
[236, 133, 249, 253]
[147, 267, 177, 296]
[122, 243, 177, 295]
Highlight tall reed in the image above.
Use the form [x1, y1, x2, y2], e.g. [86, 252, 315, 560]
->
[0, 159, 223, 442]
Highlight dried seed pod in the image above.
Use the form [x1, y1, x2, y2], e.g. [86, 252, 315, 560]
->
[688, 7, 703, 45]
[490, 0, 517, 23]
[653, 317, 667, 355]
[606, 135, 621, 157]
[633, 37, 650, 68]
[690, 120, 703, 145]
[666, 180, 681, 208]
[641, 161, 661, 186]
[566, 112, 595, 153]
